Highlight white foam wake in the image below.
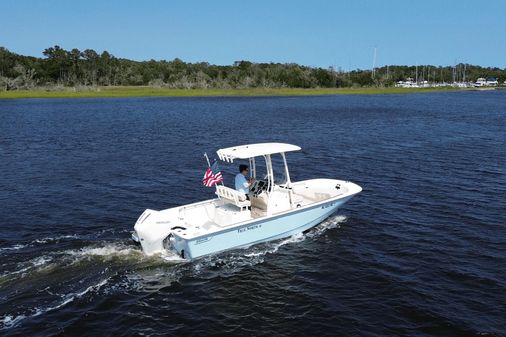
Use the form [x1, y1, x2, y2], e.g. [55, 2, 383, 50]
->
[0, 256, 54, 278]
[32, 234, 79, 244]
[0, 277, 109, 330]
[1, 242, 143, 281]
[0, 244, 28, 253]
[306, 215, 346, 238]
[238, 214, 346, 259]
[66, 243, 140, 258]
[243, 232, 306, 258]
[160, 250, 187, 263]
[0, 234, 80, 254]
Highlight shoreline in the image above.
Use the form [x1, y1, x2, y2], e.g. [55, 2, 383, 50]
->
[0, 86, 497, 99]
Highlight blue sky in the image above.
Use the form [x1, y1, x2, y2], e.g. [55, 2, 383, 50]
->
[1, 0, 505, 69]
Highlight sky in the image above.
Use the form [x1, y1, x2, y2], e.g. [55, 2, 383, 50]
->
[1, 0, 505, 69]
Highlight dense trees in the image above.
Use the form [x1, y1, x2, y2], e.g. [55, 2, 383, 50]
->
[0, 46, 505, 90]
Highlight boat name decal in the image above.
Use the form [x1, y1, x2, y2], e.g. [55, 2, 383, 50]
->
[238, 224, 262, 233]
[321, 202, 335, 209]
[195, 237, 211, 245]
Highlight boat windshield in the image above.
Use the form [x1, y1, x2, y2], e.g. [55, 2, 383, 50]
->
[223, 153, 289, 191]
[271, 153, 287, 185]
[253, 157, 267, 181]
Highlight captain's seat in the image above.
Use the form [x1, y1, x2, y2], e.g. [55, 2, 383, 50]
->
[215, 185, 251, 211]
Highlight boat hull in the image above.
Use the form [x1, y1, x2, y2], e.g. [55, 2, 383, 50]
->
[170, 195, 354, 260]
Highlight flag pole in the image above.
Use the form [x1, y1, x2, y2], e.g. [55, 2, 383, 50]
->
[204, 152, 211, 167]
[203, 152, 224, 190]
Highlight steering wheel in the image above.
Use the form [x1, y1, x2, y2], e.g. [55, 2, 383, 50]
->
[250, 180, 259, 194]
[252, 180, 269, 197]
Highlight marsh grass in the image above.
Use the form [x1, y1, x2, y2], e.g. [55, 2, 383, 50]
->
[0, 86, 470, 99]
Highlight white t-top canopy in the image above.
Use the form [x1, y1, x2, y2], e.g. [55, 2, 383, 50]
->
[217, 143, 301, 162]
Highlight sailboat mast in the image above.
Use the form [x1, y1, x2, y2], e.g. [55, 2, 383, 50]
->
[372, 47, 377, 79]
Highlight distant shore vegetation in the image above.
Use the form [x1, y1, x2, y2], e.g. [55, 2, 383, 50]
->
[1, 45, 505, 93]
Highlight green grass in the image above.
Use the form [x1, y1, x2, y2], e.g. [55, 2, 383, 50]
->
[0, 86, 470, 99]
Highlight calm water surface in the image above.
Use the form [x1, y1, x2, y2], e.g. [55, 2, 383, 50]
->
[0, 92, 505, 336]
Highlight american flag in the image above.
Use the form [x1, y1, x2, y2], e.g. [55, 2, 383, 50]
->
[203, 161, 223, 187]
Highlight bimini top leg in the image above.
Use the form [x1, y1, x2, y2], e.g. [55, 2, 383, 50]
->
[280, 152, 292, 186]
[249, 157, 256, 179]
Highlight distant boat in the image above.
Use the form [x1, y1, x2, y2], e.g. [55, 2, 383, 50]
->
[453, 82, 470, 88]
[132, 143, 362, 260]
[474, 77, 498, 87]
[395, 78, 419, 88]
[486, 77, 498, 86]
[475, 78, 487, 87]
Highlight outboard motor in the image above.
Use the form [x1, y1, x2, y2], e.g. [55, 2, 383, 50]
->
[133, 209, 173, 256]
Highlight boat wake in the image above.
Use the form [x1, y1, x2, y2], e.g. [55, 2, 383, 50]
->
[0, 229, 134, 256]
[0, 215, 346, 331]
[0, 234, 81, 254]
[118, 215, 347, 293]
[0, 241, 153, 331]
[306, 214, 346, 238]
[1, 278, 109, 331]
[0, 242, 145, 281]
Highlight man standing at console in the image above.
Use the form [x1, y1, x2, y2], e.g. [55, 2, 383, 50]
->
[235, 164, 255, 197]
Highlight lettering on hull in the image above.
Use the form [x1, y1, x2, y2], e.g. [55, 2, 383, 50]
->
[195, 237, 212, 245]
[238, 224, 262, 233]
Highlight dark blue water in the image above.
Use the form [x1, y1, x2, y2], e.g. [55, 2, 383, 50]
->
[1, 92, 505, 336]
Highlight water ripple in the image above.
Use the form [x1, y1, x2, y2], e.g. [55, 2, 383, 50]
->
[1, 93, 505, 336]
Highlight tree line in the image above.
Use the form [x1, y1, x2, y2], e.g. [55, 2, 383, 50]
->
[1, 46, 505, 90]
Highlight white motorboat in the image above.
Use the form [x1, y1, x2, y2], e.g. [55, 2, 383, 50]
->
[132, 143, 362, 260]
